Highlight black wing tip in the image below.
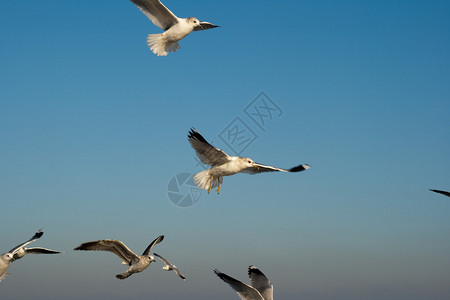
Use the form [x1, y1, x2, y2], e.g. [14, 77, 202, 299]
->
[187, 128, 208, 144]
[33, 229, 44, 239]
[429, 189, 450, 197]
[248, 265, 264, 277]
[289, 164, 310, 172]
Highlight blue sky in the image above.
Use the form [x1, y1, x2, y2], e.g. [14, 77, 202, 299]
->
[1, 0, 450, 299]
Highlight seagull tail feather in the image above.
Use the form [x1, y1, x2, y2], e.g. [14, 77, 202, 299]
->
[193, 170, 219, 190]
[146, 34, 180, 56]
[115, 271, 131, 280]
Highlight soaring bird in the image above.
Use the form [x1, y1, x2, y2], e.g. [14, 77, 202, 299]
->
[0, 229, 62, 282]
[74, 235, 164, 279]
[154, 253, 186, 280]
[129, 0, 219, 56]
[214, 265, 273, 300]
[429, 189, 450, 197]
[188, 128, 310, 194]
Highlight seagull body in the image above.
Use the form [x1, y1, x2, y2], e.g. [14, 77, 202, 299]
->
[429, 189, 450, 197]
[74, 235, 164, 279]
[129, 0, 219, 56]
[188, 128, 310, 194]
[0, 229, 62, 282]
[214, 266, 273, 300]
[154, 253, 186, 280]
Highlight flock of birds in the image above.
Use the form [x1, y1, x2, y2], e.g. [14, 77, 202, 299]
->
[2, 126, 447, 299]
[2, 0, 449, 299]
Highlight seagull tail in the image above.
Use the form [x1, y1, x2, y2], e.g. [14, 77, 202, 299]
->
[147, 34, 180, 56]
[193, 170, 220, 190]
[115, 271, 132, 280]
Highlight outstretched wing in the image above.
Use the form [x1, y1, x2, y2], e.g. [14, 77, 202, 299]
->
[188, 128, 230, 166]
[9, 229, 44, 254]
[154, 253, 171, 266]
[142, 235, 164, 256]
[193, 22, 219, 31]
[129, 0, 179, 31]
[214, 269, 264, 300]
[429, 189, 450, 197]
[23, 247, 62, 255]
[174, 267, 186, 280]
[248, 266, 273, 300]
[74, 240, 140, 265]
[241, 163, 310, 174]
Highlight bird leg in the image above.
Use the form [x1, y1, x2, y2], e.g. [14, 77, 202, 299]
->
[207, 175, 214, 194]
[216, 180, 221, 194]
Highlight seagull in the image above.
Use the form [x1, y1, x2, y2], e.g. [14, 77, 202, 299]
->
[188, 128, 310, 194]
[74, 235, 164, 279]
[129, 0, 219, 56]
[0, 229, 62, 282]
[429, 189, 450, 197]
[154, 253, 186, 280]
[214, 265, 273, 300]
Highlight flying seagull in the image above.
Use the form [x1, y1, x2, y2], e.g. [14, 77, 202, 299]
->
[154, 253, 186, 280]
[0, 229, 62, 282]
[429, 189, 450, 197]
[214, 265, 273, 300]
[74, 235, 164, 279]
[129, 0, 219, 56]
[188, 128, 310, 194]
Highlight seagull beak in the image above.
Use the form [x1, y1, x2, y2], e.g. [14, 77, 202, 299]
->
[252, 164, 259, 170]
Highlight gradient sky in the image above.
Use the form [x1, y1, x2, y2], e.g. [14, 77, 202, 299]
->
[1, 0, 450, 299]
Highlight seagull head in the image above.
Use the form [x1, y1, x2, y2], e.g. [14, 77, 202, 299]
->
[240, 158, 259, 170]
[2, 253, 14, 263]
[186, 17, 201, 27]
[148, 255, 156, 263]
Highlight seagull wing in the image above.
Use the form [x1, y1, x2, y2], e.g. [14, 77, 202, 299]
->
[129, 0, 179, 31]
[23, 247, 63, 255]
[154, 252, 171, 266]
[248, 266, 273, 300]
[8, 229, 44, 254]
[74, 240, 140, 265]
[214, 269, 265, 300]
[241, 162, 310, 174]
[142, 235, 164, 256]
[188, 129, 231, 166]
[174, 267, 187, 280]
[193, 22, 219, 31]
[429, 189, 450, 197]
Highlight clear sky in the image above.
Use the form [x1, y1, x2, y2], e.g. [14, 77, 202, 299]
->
[1, 0, 450, 299]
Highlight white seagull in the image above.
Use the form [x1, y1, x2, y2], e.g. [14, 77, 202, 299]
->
[214, 265, 273, 300]
[154, 253, 186, 280]
[0, 229, 62, 282]
[74, 235, 164, 279]
[188, 128, 310, 194]
[429, 189, 450, 197]
[129, 0, 219, 56]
